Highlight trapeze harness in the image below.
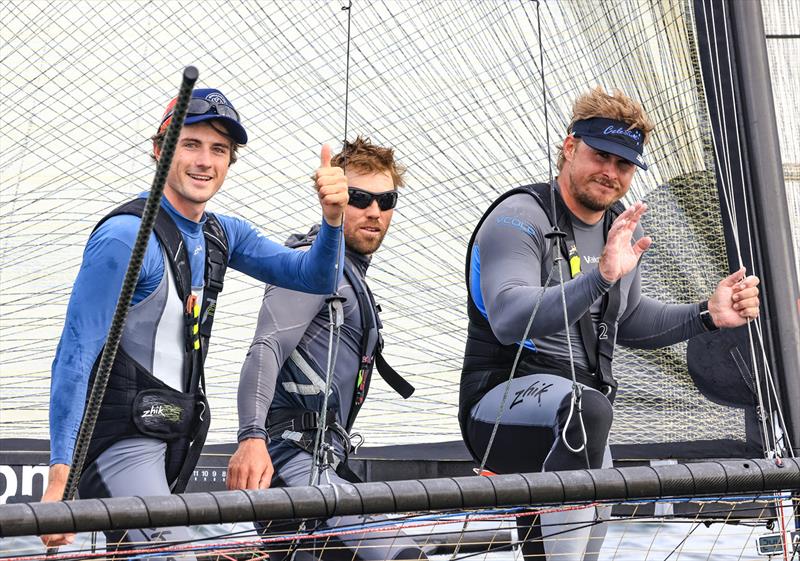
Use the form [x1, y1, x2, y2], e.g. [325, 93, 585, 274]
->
[83, 198, 228, 493]
[266, 230, 414, 480]
[460, 183, 623, 454]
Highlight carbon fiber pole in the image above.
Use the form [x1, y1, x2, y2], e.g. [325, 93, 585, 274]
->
[6, 459, 798, 538]
[60, 66, 199, 502]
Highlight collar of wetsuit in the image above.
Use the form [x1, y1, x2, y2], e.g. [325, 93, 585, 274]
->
[345, 247, 370, 276]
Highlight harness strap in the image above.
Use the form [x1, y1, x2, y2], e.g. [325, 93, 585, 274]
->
[534, 184, 622, 391]
[375, 350, 415, 399]
[268, 408, 355, 469]
[96, 198, 192, 300]
[199, 215, 228, 357]
[342, 258, 414, 432]
[170, 395, 210, 493]
[94, 198, 228, 487]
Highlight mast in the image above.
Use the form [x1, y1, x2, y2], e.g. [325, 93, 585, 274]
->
[695, 0, 800, 454]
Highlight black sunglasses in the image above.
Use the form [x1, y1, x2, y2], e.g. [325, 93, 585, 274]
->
[347, 187, 399, 211]
[161, 99, 240, 126]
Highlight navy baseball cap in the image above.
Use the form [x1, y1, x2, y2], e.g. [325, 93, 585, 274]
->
[158, 88, 248, 145]
[571, 117, 647, 170]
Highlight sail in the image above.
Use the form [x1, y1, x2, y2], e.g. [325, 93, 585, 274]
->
[1, 0, 798, 478]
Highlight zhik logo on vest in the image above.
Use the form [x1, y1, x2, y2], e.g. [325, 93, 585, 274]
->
[141, 403, 183, 422]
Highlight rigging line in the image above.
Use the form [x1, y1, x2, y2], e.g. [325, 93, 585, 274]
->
[553, 221, 588, 462]
[483, 0, 567, 476]
[308, 0, 354, 487]
[705, 1, 742, 260]
[342, 0, 353, 167]
[753, 320, 796, 457]
[713, 0, 787, 459]
[477, 262, 558, 473]
[308, 315, 342, 486]
[293, 6, 355, 559]
[719, 0, 759, 276]
[698, 0, 773, 457]
[661, 522, 700, 561]
[448, 3, 561, 559]
[308, 0, 355, 491]
[717, 0, 790, 461]
[527, 0, 589, 465]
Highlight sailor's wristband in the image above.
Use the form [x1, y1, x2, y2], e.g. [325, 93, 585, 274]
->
[699, 300, 719, 332]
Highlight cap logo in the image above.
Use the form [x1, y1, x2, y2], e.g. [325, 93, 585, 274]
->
[603, 125, 642, 143]
[205, 92, 228, 105]
[572, 117, 648, 170]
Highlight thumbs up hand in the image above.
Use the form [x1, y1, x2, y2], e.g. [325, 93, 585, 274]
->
[315, 144, 348, 227]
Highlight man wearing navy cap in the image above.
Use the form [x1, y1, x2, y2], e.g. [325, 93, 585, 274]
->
[40, 88, 348, 552]
[459, 87, 761, 560]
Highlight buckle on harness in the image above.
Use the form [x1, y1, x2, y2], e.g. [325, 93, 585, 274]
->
[300, 410, 320, 430]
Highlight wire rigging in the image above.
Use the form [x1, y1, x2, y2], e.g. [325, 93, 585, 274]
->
[309, 0, 355, 488]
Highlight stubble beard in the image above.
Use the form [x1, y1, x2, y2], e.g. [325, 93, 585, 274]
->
[345, 227, 387, 256]
[569, 172, 622, 212]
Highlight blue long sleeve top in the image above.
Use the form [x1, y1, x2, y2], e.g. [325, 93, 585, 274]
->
[49, 193, 343, 465]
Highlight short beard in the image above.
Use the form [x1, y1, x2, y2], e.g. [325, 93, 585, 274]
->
[569, 173, 621, 212]
[573, 188, 613, 212]
[345, 232, 386, 256]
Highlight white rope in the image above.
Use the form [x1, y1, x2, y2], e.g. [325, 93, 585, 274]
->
[717, 0, 784, 458]
[698, 0, 779, 458]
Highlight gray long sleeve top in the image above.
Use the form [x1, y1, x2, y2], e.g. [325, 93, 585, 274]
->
[471, 192, 705, 372]
[237, 248, 371, 442]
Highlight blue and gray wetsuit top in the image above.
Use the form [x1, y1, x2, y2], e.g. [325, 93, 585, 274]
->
[49, 194, 343, 467]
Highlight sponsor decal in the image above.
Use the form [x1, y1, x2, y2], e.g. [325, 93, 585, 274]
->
[205, 92, 228, 106]
[510, 380, 553, 409]
[0, 464, 48, 504]
[495, 215, 539, 239]
[603, 125, 642, 143]
[0, 463, 231, 502]
[141, 403, 183, 422]
[201, 299, 216, 324]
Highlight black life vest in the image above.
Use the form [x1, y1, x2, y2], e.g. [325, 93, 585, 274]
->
[341, 260, 415, 432]
[459, 183, 623, 438]
[83, 198, 228, 493]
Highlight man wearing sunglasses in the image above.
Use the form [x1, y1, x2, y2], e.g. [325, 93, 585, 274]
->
[41, 88, 348, 552]
[229, 136, 423, 561]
